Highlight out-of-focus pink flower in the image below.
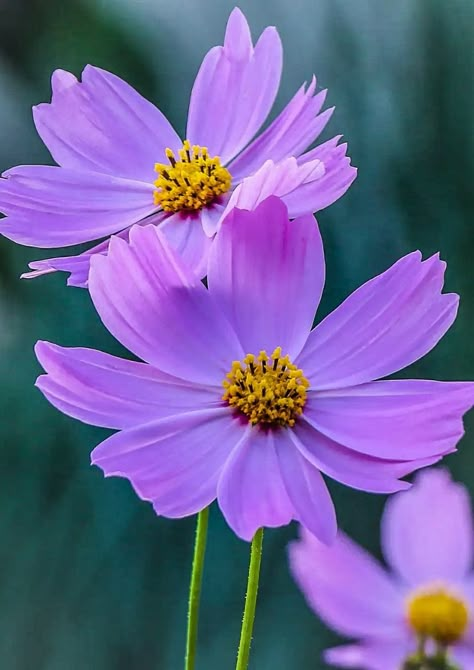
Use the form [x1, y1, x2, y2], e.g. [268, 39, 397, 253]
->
[289, 468, 474, 669]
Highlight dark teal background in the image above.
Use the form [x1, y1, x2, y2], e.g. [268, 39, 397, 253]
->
[0, 1, 473, 668]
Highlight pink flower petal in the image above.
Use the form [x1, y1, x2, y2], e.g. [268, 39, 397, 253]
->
[207, 197, 324, 359]
[459, 580, 474, 646]
[324, 641, 408, 670]
[289, 140, 357, 213]
[187, 8, 282, 165]
[288, 526, 405, 638]
[381, 468, 474, 585]
[88, 224, 243, 384]
[226, 156, 323, 207]
[200, 202, 228, 237]
[222, 154, 355, 224]
[277, 430, 337, 543]
[23, 253, 91, 287]
[225, 158, 322, 211]
[23, 212, 168, 287]
[92, 408, 241, 518]
[216, 426, 294, 541]
[35, 341, 219, 430]
[302, 381, 474, 460]
[228, 77, 332, 181]
[452, 644, 474, 667]
[33, 66, 182, 182]
[297, 252, 459, 388]
[293, 415, 439, 494]
[0, 165, 155, 247]
[159, 210, 213, 279]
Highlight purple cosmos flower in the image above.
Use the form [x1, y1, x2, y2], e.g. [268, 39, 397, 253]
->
[35, 197, 473, 543]
[0, 7, 356, 287]
[289, 468, 474, 669]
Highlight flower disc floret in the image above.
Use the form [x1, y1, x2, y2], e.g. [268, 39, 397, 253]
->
[154, 140, 231, 212]
[222, 347, 309, 428]
[407, 588, 469, 645]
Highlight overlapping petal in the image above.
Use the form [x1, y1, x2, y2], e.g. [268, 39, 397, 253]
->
[324, 641, 407, 670]
[88, 224, 243, 384]
[216, 426, 294, 541]
[23, 253, 91, 287]
[293, 138, 357, 212]
[277, 430, 337, 543]
[223, 153, 355, 223]
[199, 201, 228, 238]
[288, 526, 406, 638]
[33, 66, 182, 182]
[207, 197, 324, 359]
[299, 134, 344, 165]
[35, 341, 219, 430]
[23, 212, 167, 287]
[302, 380, 474, 460]
[382, 468, 474, 585]
[293, 417, 439, 494]
[187, 8, 283, 165]
[159, 210, 213, 279]
[0, 165, 155, 246]
[224, 158, 324, 212]
[297, 252, 459, 389]
[228, 78, 332, 181]
[92, 408, 240, 518]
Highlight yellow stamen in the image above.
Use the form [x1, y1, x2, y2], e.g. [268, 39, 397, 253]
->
[222, 347, 309, 428]
[154, 140, 231, 212]
[407, 587, 469, 645]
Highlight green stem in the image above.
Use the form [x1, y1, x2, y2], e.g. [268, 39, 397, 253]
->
[235, 528, 264, 670]
[185, 507, 210, 670]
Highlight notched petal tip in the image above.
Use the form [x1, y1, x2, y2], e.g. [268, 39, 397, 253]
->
[88, 251, 105, 275]
[128, 222, 158, 245]
[50, 68, 78, 95]
[258, 24, 280, 40]
[34, 339, 56, 364]
[21, 266, 56, 281]
[0, 165, 21, 180]
[99, 233, 127, 259]
[34, 374, 48, 391]
[226, 6, 250, 32]
[228, 6, 246, 21]
[224, 6, 253, 59]
[448, 291, 460, 307]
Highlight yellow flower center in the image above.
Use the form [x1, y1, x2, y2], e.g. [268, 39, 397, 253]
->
[407, 587, 469, 645]
[222, 347, 309, 428]
[154, 140, 232, 213]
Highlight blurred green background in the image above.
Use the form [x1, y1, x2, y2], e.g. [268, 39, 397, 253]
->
[0, 0, 473, 668]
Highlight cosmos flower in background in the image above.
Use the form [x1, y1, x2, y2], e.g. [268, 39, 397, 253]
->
[34, 196, 473, 543]
[289, 468, 474, 670]
[0, 7, 356, 286]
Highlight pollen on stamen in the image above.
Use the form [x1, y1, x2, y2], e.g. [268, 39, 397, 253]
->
[154, 140, 232, 213]
[222, 347, 310, 428]
[407, 587, 469, 646]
